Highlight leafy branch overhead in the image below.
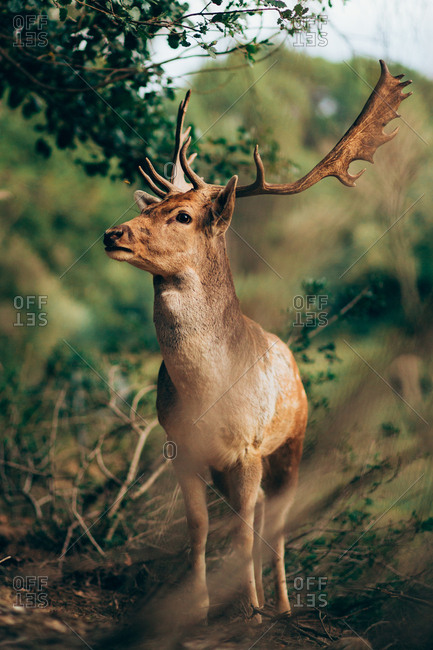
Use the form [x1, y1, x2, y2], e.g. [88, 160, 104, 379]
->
[0, 0, 328, 179]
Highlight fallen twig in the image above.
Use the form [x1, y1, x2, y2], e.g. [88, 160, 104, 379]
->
[132, 460, 169, 500]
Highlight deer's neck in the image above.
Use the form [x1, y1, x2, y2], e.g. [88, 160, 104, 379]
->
[153, 240, 247, 395]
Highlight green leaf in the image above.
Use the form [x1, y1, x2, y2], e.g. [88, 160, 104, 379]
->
[129, 6, 140, 21]
[35, 138, 52, 158]
[7, 0, 24, 10]
[168, 32, 181, 49]
[8, 87, 26, 109]
[124, 32, 138, 50]
[266, 0, 286, 7]
[59, 7, 68, 21]
[22, 96, 42, 118]
[56, 126, 74, 149]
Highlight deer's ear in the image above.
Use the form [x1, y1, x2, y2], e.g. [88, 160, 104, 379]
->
[134, 190, 160, 211]
[211, 175, 238, 233]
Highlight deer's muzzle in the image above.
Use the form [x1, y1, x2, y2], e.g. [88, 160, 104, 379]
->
[103, 226, 133, 252]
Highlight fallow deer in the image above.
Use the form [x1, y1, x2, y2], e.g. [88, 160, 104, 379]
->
[104, 61, 411, 622]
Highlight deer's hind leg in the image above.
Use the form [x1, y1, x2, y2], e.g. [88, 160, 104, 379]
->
[263, 433, 304, 614]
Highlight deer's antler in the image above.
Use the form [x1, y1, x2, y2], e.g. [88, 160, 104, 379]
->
[171, 90, 198, 190]
[139, 61, 412, 200]
[139, 89, 198, 196]
[139, 157, 176, 197]
[229, 60, 412, 198]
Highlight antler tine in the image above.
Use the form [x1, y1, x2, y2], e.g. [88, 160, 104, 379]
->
[232, 60, 412, 198]
[188, 152, 197, 165]
[171, 90, 195, 191]
[180, 137, 205, 190]
[139, 166, 167, 198]
[249, 145, 266, 191]
[144, 156, 179, 193]
[138, 90, 199, 198]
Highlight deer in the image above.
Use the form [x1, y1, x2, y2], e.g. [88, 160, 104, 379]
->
[103, 61, 411, 623]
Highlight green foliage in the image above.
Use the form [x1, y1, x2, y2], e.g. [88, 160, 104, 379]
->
[0, 102, 159, 375]
[419, 517, 433, 532]
[0, 349, 162, 551]
[0, 0, 328, 180]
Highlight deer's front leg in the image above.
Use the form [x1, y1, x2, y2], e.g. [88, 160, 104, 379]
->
[227, 453, 262, 619]
[174, 462, 209, 620]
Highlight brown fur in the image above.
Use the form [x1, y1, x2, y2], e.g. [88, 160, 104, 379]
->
[104, 180, 307, 621]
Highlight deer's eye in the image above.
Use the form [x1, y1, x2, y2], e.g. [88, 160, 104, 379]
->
[176, 213, 192, 225]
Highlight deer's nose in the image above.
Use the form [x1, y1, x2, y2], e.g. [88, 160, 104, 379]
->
[103, 228, 124, 247]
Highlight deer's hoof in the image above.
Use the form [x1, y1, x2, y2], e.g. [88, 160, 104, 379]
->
[185, 577, 209, 624]
[250, 611, 262, 626]
[276, 600, 291, 616]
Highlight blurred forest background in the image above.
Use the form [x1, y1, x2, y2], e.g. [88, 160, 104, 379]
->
[1, 23, 433, 650]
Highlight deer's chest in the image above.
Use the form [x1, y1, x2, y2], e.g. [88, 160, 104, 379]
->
[158, 339, 301, 470]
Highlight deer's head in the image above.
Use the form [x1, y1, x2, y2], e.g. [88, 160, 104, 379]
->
[104, 61, 412, 278]
[104, 178, 238, 277]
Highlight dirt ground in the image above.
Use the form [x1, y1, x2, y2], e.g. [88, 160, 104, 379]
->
[0, 529, 369, 650]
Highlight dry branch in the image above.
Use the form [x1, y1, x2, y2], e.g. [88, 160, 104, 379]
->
[132, 460, 169, 500]
[106, 418, 159, 540]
